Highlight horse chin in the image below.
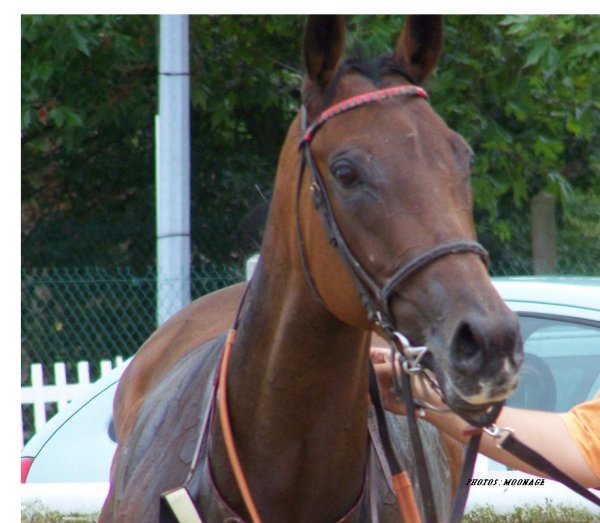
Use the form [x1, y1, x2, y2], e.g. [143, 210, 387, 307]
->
[443, 387, 505, 427]
[429, 364, 511, 428]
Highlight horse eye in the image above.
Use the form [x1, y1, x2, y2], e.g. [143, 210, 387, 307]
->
[332, 164, 360, 188]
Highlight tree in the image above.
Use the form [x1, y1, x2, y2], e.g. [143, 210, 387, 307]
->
[22, 15, 600, 274]
[21, 15, 304, 269]
[22, 15, 158, 268]
[433, 15, 600, 271]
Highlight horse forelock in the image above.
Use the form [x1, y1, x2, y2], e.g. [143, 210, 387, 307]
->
[303, 51, 421, 115]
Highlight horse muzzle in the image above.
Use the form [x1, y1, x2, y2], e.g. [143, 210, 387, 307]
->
[430, 309, 524, 424]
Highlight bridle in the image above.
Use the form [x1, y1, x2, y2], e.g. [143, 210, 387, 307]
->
[298, 85, 489, 341]
[296, 84, 494, 523]
[298, 84, 493, 401]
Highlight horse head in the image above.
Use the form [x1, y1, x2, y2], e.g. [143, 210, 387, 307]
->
[295, 15, 523, 424]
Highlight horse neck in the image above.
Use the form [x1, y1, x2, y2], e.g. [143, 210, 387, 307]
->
[210, 118, 371, 521]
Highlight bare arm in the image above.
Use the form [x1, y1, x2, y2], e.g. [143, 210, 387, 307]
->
[371, 349, 600, 489]
[424, 401, 600, 488]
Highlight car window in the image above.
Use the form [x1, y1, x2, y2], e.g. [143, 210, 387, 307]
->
[507, 315, 600, 413]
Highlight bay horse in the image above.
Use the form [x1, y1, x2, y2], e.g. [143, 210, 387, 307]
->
[101, 15, 523, 522]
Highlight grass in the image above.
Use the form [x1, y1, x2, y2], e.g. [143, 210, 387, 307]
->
[21, 501, 98, 523]
[464, 501, 600, 522]
[21, 500, 599, 522]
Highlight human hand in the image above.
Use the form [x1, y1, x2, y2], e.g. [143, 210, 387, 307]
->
[369, 346, 444, 416]
[370, 347, 408, 415]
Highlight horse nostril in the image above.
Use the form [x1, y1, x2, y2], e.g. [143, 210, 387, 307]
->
[455, 322, 478, 357]
[450, 312, 523, 378]
[451, 321, 484, 374]
[446, 311, 523, 405]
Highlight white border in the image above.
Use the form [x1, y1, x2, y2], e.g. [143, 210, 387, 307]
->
[12, 9, 599, 522]
[14, 1, 600, 15]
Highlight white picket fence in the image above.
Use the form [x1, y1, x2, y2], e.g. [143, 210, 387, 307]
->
[21, 357, 124, 448]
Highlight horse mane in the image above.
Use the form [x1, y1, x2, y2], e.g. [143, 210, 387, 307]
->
[307, 47, 420, 111]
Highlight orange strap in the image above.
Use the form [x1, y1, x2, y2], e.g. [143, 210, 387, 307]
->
[217, 329, 263, 523]
[392, 472, 422, 523]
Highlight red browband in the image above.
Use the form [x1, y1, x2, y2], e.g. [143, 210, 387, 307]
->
[302, 85, 428, 144]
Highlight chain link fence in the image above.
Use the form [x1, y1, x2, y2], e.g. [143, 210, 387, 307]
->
[22, 253, 599, 381]
[21, 264, 244, 382]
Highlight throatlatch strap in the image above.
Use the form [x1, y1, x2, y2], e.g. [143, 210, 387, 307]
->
[160, 487, 204, 523]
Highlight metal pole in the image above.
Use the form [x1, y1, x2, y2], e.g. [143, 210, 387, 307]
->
[156, 15, 191, 325]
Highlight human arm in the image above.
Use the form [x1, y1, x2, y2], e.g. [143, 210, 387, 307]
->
[371, 348, 600, 489]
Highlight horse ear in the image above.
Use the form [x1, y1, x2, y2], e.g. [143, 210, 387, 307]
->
[394, 15, 443, 84]
[302, 15, 346, 90]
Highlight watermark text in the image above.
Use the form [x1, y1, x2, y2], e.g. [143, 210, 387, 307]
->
[466, 477, 546, 486]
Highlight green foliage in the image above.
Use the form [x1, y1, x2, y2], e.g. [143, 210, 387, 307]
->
[187, 16, 304, 265]
[21, 15, 600, 273]
[21, 15, 305, 269]
[22, 15, 157, 268]
[430, 15, 600, 264]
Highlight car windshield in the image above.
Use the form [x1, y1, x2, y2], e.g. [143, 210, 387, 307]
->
[506, 315, 600, 413]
